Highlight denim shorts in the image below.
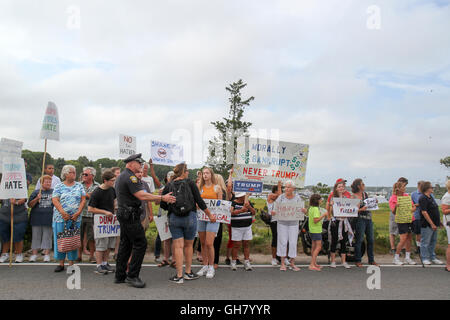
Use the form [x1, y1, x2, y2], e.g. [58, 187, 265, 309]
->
[168, 211, 197, 240]
[197, 220, 220, 234]
[0, 221, 28, 243]
[310, 233, 322, 241]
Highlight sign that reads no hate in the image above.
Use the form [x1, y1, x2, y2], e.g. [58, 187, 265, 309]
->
[119, 134, 136, 157]
[0, 157, 28, 200]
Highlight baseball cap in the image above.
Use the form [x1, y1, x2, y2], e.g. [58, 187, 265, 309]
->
[335, 178, 347, 184]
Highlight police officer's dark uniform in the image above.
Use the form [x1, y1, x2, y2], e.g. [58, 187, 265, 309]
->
[114, 154, 147, 288]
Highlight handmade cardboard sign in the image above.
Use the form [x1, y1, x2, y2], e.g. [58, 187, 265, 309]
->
[155, 209, 172, 241]
[364, 198, 379, 211]
[332, 198, 360, 218]
[93, 214, 120, 239]
[395, 196, 413, 223]
[0, 138, 23, 174]
[151, 140, 184, 166]
[273, 199, 306, 221]
[40, 102, 60, 141]
[0, 157, 28, 199]
[233, 137, 309, 188]
[119, 134, 136, 157]
[198, 199, 232, 224]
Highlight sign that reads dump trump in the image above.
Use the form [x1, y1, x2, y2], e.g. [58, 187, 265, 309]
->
[233, 137, 309, 188]
[93, 214, 120, 239]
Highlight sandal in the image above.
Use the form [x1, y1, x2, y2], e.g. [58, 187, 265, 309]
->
[280, 265, 287, 271]
[289, 265, 300, 271]
[158, 260, 170, 267]
[169, 261, 176, 268]
[308, 266, 321, 271]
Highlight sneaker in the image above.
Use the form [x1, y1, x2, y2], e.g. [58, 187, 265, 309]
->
[342, 262, 351, 269]
[15, 254, 24, 263]
[432, 259, 443, 265]
[393, 258, 403, 266]
[390, 249, 396, 255]
[330, 261, 337, 268]
[29, 255, 38, 262]
[225, 258, 231, 265]
[43, 255, 51, 263]
[422, 259, 432, 265]
[284, 258, 290, 266]
[271, 258, 279, 266]
[206, 266, 215, 279]
[169, 275, 184, 284]
[244, 261, 253, 271]
[155, 256, 162, 263]
[404, 258, 417, 265]
[231, 261, 237, 271]
[183, 272, 199, 280]
[104, 263, 115, 273]
[196, 265, 209, 277]
[95, 265, 108, 274]
[0, 253, 9, 263]
[125, 277, 146, 288]
[236, 259, 242, 265]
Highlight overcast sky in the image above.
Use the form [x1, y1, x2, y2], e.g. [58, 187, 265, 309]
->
[0, 0, 449, 186]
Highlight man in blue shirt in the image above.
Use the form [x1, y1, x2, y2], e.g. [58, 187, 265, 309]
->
[411, 181, 424, 254]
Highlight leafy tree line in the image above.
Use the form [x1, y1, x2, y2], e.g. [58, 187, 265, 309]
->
[22, 150, 199, 185]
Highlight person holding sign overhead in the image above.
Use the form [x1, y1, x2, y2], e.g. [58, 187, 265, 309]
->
[327, 179, 353, 269]
[271, 180, 306, 271]
[196, 167, 222, 279]
[418, 181, 444, 266]
[389, 181, 417, 265]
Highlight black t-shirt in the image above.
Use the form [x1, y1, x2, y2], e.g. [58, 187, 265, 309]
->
[231, 200, 254, 228]
[89, 186, 116, 214]
[116, 168, 144, 208]
[418, 194, 441, 228]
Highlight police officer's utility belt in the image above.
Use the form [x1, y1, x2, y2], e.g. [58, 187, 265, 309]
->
[117, 205, 143, 222]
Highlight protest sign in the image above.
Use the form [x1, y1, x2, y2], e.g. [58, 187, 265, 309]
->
[93, 214, 120, 239]
[0, 138, 23, 174]
[364, 198, 379, 211]
[395, 196, 413, 223]
[332, 198, 360, 218]
[151, 140, 184, 166]
[40, 102, 60, 141]
[0, 157, 28, 200]
[273, 200, 305, 221]
[119, 134, 136, 157]
[233, 180, 263, 193]
[198, 199, 232, 224]
[233, 137, 309, 188]
[155, 209, 172, 241]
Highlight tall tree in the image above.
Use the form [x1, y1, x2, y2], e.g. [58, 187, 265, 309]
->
[440, 156, 450, 168]
[207, 79, 254, 177]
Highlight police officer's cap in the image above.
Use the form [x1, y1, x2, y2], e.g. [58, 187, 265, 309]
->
[123, 153, 145, 164]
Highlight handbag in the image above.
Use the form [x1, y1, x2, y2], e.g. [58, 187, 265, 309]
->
[57, 221, 81, 253]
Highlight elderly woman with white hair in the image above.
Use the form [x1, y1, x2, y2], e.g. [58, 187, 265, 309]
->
[52, 165, 86, 272]
[271, 180, 307, 271]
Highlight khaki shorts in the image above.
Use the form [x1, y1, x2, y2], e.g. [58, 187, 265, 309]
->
[389, 212, 399, 235]
[95, 237, 118, 251]
[81, 216, 95, 241]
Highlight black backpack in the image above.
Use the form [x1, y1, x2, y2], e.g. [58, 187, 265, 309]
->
[167, 179, 195, 216]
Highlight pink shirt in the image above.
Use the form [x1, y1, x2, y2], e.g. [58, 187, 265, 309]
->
[389, 193, 415, 221]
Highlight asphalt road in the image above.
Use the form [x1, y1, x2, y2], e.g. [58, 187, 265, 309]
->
[0, 263, 448, 300]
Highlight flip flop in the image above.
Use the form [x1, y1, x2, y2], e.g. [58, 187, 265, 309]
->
[309, 266, 321, 271]
[158, 260, 170, 267]
[289, 265, 300, 271]
[280, 265, 287, 271]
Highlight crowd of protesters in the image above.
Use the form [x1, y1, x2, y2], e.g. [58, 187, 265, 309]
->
[0, 161, 449, 280]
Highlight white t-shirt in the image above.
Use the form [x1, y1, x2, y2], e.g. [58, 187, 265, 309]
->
[35, 175, 62, 190]
[141, 176, 156, 193]
[442, 192, 450, 224]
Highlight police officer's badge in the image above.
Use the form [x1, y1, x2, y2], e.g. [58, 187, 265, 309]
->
[130, 176, 138, 183]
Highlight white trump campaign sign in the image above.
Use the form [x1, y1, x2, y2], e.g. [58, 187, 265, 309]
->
[332, 198, 360, 218]
[151, 140, 184, 166]
[93, 214, 120, 239]
[0, 138, 23, 174]
[233, 137, 309, 188]
[40, 102, 60, 141]
[198, 199, 232, 224]
[119, 134, 136, 157]
[0, 158, 28, 200]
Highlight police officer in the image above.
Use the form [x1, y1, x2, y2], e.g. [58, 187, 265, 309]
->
[114, 153, 175, 288]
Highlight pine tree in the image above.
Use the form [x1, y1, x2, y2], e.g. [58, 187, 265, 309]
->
[207, 79, 254, 177]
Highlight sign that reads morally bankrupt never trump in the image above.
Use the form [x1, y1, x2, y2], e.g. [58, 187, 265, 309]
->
[233, 137, 309, 188]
